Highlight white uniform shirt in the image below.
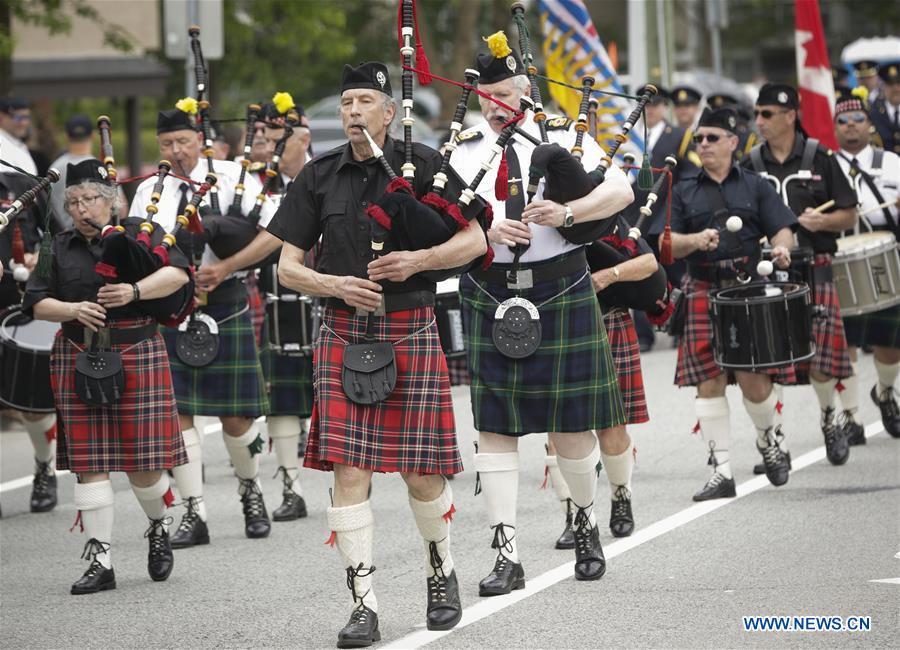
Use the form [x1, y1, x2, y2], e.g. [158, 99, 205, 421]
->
[0, 129, 37, 176]
[450, 112, 624, 264]
[128, 158, 275, 272]
[836, 145, 900, 228]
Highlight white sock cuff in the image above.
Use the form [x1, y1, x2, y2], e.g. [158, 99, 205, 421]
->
[545, 454, 559, 469]
[473, 451, 519, 473]
[743, 388, 777, 417]
[874, 358, 900, 388]
[223, 423, 261, 450]
[22, 414, 55, 436]
[74, 480, 114, 510]
[556, 438, 601, 476]
[131, 475, 170, 501]
[182, 427, 201, 448]
[695, 396, 729, 418]
[267, 415, 300, 439]
[328, 500, 374, 533]
[409, 479, 453, 519]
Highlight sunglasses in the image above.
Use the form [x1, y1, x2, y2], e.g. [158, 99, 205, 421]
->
[754, 109, 789, 119]
[693, 133, 723, 144]
[836, 114, 867, 125]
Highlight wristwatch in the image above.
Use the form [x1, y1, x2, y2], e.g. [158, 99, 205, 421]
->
[563, 204, 574, 228]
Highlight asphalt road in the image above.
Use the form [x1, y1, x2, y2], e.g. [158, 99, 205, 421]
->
[1, 343, 898, 649]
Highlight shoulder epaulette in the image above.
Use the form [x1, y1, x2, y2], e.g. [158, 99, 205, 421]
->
[545, 116, 572, 130]
[677, 128, 693, 158]
[457, 129, 484, 143]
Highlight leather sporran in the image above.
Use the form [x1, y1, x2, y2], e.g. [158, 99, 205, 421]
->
[664, 287, 686, 337]
[492, 297, 542, 359]
[342, 340, 397, 405]
[176, 313, 220, 367]
[74, 340, 125, 407]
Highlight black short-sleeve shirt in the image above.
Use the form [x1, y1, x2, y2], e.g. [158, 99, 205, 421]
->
[265, 135, 475, 294]
[22, 217, 190, 319]
[741, 133, 857, 254]
[671, 164, 797, 264]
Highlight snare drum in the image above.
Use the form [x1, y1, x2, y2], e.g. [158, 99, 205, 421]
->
[0, 305, 59, 412]
[260, 265, 322, 356]
[435, 278, 465, 358]
[832, 231, 900, 317]
[768, 246, 814, 287]
[709, 282, 815, 371]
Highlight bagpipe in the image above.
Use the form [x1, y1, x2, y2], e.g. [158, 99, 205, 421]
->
[188, 25, 221, 215]
[0, 168, 59, 283]
[90, 116, 202, 326]
[229, 102, 262, 216]
[362, 0, 493, 283]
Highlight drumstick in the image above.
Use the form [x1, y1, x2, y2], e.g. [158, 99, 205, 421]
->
[858, 199, 897, 217]
[810, 199, 835, 214]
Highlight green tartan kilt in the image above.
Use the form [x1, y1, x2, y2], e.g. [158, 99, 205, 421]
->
[260, 337, 315, 418]
[460, 259, 625, 436]
[162, 301, 270, 417]
[843, 303, 900, 349]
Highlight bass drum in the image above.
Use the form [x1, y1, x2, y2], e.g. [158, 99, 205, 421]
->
[435, 278, 466, 358]
[0, 305, 59, 412]
[832, 231, 900, 317]
[709, 282, 815, 371]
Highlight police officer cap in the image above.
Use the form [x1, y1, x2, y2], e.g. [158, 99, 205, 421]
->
[66, 158, 113, 187]
[341, 62, 393, 97]
[671, 85, 702, 106]
[706, 92, 739, 108]
[156, 109, 197, 135]
[476, 31, 526, 85]
[853, 60, 878, 78]
[697, 107, 739, 134]
[878, 62, 900, 84]
[65, 114, 93, 140]
[756, 83, 799, 109]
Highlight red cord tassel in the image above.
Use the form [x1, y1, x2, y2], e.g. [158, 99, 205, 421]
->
[691, 420, 701, 435]
[495, 149, 509, 201]
[163, 488, 175, 508]
[775, 401, 784, 415]
[539, 465, 549, 490]
[325, 530, 337, 547]
[835, 380, 845, 393]
[44, 422, 57, 443]
[69, 511, 84, 533]
[11, 218, 25, 264]
[442, 503, 456, 523]
[412, 0, 431, 85]
[659, 224, 674, 265]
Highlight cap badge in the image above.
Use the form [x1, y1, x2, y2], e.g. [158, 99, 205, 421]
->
[778, 91, 788, 104]
[506, 55, 517, 72]
[376, 71, 387, 89]
[97, 166, 108, 179]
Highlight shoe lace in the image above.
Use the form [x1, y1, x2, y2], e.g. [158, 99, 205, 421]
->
[702, 472, 727, 491]
[273, 466, 298, 497]
[572, 504, 597, 554]
[489, 522, 516, 555]
[427, 541, 451, 603]
[821, 406, 835, 428]
[32, 461, 53, 493]
[79, 538, 110, 573]
[836, 409, 857, 429]
[239, 478, 265, 519]
[611, 486, 631, 519]
[878, 386, 900, 418]
[345, 562, 376, 609]
[759, 428, 785, 466]
[144, 516, 174, 556]
[563, 498, 574, 526]
[176, 496, 203, 534]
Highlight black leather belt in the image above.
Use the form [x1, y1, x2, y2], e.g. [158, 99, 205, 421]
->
[471, 249, 588, 287]
[205, 278, 248, 305]
[327, 290, 435, 313]
[63, 321, 157, 345]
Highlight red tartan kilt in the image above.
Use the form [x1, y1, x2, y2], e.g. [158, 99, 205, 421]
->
[675, 278, 800, 386]
[603, 308, 648, 424]
[304, 306, 463, 475]
[51, 318, 187, 473]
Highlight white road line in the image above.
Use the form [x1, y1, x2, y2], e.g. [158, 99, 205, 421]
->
[868, 578, 900, 585]
[384, 421, 887, 649]
[0, 420, 227, 494]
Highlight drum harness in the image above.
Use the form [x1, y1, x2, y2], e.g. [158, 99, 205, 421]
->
[837, 149, 899, 237]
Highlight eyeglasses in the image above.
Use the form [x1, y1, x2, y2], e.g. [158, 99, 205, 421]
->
[693, 133, 723, 144]
[754, 109, 789, 119]
[836, 114, 867, 125]
[65, 195, 103, 210]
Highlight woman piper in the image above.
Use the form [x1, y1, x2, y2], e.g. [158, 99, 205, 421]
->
[23, 160, 190, 594]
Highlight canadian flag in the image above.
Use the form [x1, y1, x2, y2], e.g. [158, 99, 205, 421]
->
[795, 0, 838, 149]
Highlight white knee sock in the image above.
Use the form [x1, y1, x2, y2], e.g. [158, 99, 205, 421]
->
[223, 423, 263, 481]
[544, 454, 572, 513]
[874, 358, 900, 394]
[74, 480, 114, 569]
[131, 474, 173, 527]
[696, 397, 732, 479]
[327, 501, 377, 612]
[743, 388, 778, 447]
[268, 416, 302, 495]
[840, 362, 860, 417]
[556, 438, 601, 528]
[473, 452, 519, 563]
[602, 443, 634, 500]
[409, 479, 455, 578]
[172, 427, 206, 521]
[811, 377, 838, 423]
[22, 414, 56, 469]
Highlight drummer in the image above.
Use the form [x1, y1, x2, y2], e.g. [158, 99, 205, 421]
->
[1, 164, 59, 515]
[22, 159, 190, 593]
[832, 88, 900, 441]
[745, 83, 860, 467]
[669, 107, 797, 501]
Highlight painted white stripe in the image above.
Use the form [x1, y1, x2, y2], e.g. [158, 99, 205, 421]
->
[384, 421, 886, 649]
[868, 578, 900, 585]
[0, 420, 228, 494]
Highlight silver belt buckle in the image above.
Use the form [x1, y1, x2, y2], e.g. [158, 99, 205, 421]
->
[506, 268, 533, 290]
[85, 327, 111, 348]
[356, 295, 386, 317]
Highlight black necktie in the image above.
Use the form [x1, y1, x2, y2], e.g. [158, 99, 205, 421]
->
[504, 141, 525, 222]
[177, 182, 190, 216]
[893, 107, 899, 129]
